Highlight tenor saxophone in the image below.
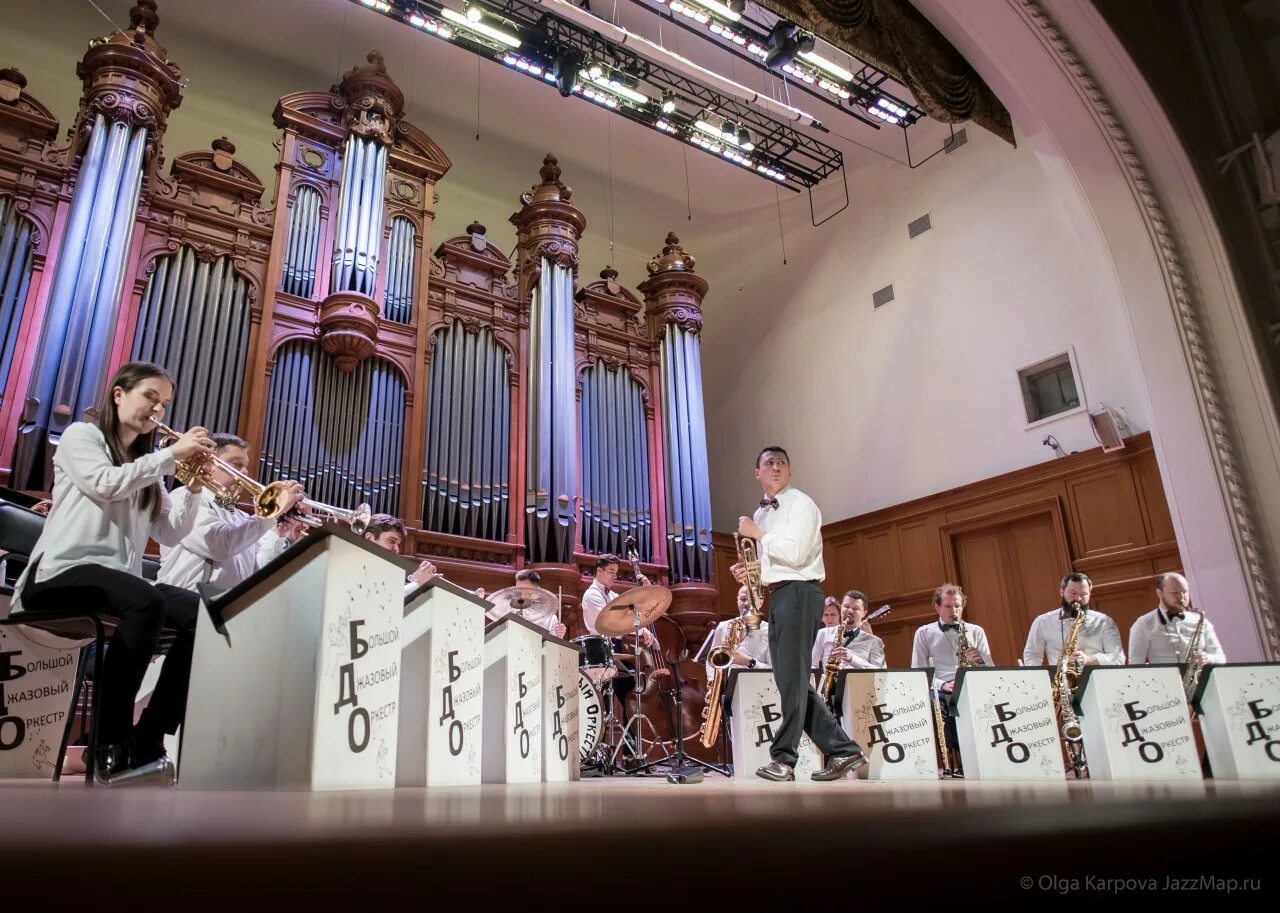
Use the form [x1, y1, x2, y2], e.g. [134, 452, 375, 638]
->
[698, 614, 748, 748]
[1053, 602, 1087, 742]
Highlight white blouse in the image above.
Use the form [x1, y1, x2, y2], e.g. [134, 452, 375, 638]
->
[10, 422, 199, 613]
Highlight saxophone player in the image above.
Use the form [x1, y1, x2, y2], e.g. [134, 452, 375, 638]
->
[704, 585, 771, 683]
[910, 584, 993, 777]
[812, 590, 886, 672]
[1022, 572, 1125, 670]
[1127, 572, 1225, 668]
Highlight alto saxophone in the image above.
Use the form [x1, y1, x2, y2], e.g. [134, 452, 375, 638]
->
[1181, 604, 1208, 702]
[698, 613, 748, 748]
[819, 617, 850, 704]
[1053, 601, 1086, 742]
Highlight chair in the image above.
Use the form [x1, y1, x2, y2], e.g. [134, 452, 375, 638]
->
[0, 501, 168, 784]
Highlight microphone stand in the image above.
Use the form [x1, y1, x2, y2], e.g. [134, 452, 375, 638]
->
[634, 643, 728, 782]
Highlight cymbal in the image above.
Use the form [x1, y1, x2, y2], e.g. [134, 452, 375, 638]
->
[594, 585, 673, 635]
[485, 585, 558, 622]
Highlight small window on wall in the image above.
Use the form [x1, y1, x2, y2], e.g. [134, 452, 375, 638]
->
[1017, 350, 1083, 425]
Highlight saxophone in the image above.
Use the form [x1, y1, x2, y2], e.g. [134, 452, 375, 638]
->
[956, 619, 974, 668]
[698, 613, 748, 748]
[1181, 604, 1208, 702]
[1052, 601, 1086, 742]
[818, 617, 851, 703]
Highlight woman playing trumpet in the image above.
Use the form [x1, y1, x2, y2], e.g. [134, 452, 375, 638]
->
[9, 362, 230, 783]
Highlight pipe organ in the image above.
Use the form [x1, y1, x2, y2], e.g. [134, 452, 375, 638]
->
[0, 0, 721, 643]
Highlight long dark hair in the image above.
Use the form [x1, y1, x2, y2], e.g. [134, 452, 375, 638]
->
[97, 361, 173, 518]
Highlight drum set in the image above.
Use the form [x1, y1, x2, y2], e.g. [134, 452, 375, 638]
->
[483, 579, 681, 775]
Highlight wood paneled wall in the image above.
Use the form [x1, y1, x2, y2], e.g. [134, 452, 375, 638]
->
[712, 432, 1181, 667]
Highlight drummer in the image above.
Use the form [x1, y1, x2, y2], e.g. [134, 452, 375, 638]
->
[513, 569, 567, 638]
[581, 554, 658, 726]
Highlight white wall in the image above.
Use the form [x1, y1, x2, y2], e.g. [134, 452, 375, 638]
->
[699, 120, 1151, 529]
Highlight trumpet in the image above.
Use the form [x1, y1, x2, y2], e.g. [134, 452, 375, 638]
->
[151, 419, 294, 522]
[733, 533, 766, 630]
[285, 498, 373, 537]
[151, 419, 372, 535]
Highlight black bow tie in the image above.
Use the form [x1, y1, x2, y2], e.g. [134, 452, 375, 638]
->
[939, 623, 960, 631]
[843, 629, 859, 643]
[759, 497, 779, 510]
[1166, 611, 1185, 621]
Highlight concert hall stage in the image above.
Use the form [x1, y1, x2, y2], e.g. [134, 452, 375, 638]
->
[1, 777, 1274, 902]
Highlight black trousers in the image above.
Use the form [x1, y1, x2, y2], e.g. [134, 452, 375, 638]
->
[22, 564, 199, 747]
[765, 580, 861, 766]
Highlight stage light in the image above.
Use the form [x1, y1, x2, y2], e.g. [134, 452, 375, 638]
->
[799, 51, 853, 83]
[685, 0, 741, 21]
[660, 91, 677, 114]
[737, 126, 753, 150]
[552, 50, 582, 98]
[764, 21, 814, 71]
[721, 119, 738, 141]
[440, 7, 522, 48]
[591, 74, 648, 104]
[728, 0, 746, 12]
[465, 3, 483, 23]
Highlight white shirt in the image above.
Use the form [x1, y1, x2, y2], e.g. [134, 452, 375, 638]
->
[812, 625, 886, 671]
[157, 488, 276, 592]
[704, 616, 771, 682]
[911, 620, 994, 689]
[1128, 607, 1226, 666]
[580, 579, 616, 635]
[11, 422, 200, 613]
[753, 485, 824, 585]
[1022, 607, 1125, 667]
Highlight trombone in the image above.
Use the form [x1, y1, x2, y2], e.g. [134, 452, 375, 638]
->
[151, 419, 372, 535]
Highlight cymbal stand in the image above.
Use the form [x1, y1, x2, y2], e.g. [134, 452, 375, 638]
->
[612, 606, 664, 772]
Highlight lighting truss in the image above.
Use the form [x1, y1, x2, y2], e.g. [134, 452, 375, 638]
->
[352, 0, 845, 190]
[630, 0, 926, 130]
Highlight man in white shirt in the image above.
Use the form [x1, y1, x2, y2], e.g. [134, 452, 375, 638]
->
[812, 589, 886, 672]
[910, 584, 994, 777]
[734, 445, 867, 782]
[157, 433, 305, 592]
[1022, 572, 1126, 670]
[580, 554, 656, 724]
[362, 514, 438, 595]
[704, 584, 771, 683]
[512, 568, 567, 638]
[1128, 572, 1226, 668]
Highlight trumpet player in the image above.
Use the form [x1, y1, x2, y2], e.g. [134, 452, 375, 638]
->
[362, 513, 438, 594]
[1128, 572, 1225, 667]
[1022, 572, 1125, 670]
[811, 590, 886, 672]
[733, 445, 868, 782]
[704, 584, 771, 683]
[910, 584, 993, 777]
[157, 433, 306, 592]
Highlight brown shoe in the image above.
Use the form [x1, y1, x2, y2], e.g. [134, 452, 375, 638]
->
[811, 752, 868, 781]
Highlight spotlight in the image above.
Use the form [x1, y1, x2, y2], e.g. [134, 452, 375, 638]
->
[552, 50, 582, 98]
[737, 126, 753, 150]
[660, 90, 677, 114]
[465, 3, 483, 23]
[728, 0, 746, 11]
[721, 119, 738, 141]
[764, 21, 814, 71]
[587, 60, 604, 80]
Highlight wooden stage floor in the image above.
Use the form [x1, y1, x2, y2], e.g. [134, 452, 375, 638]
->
[1, 776, 1276, 902]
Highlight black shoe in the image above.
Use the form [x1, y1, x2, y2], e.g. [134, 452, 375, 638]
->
[755, 760, 795, 782]
[951, 769, 965, 779]
[93, 744, 130, 783]
[811, 752, 869, 781]
[129, 735, 167, 769]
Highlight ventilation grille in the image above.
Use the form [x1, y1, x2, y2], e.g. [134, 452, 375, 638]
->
[944, 127, 969, 154]
[908, 213, 932, 239]
[872, 284, 895, 309]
